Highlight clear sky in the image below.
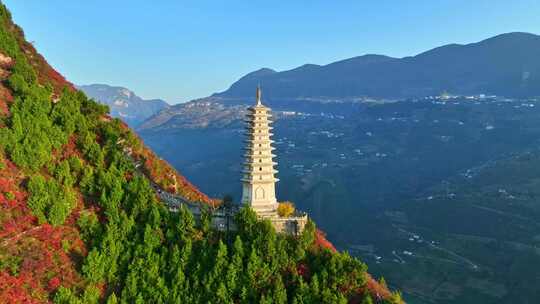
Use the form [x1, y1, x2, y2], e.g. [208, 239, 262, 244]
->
[4, 0, 539, 103]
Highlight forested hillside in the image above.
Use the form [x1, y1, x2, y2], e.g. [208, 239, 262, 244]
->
[0, 3, 400, 303]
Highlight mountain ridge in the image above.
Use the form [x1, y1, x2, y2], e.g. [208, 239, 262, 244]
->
[214, 32, 540, 100]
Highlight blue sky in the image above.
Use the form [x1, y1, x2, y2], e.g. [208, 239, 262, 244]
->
[4, 0, 539, 103]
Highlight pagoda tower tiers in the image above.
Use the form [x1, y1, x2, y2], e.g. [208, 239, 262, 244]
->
[241, 87, 279, 217]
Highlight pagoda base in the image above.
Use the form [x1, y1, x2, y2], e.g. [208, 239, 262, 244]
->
[250, 202, 279, 218]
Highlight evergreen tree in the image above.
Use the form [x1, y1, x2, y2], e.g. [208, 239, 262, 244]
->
[361, 294, 374, 304]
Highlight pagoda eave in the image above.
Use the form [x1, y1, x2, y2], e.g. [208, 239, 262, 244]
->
[241, 170, 278, 175]
[244, 154, 277, 158]
[243, 139, 275, 144]
[243, 162, 277, 167]
[241, 177, 280, 183]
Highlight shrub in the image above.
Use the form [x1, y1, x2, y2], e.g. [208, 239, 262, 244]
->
[277, 201, 295, 217]
[4, 191, 14, 200]
[27, 174, 76, 226]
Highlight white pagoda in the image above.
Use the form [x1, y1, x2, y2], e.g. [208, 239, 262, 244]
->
[241, 87, 279, 218]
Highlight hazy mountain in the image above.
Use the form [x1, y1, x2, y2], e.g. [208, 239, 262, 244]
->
[137, 97, 249, 131]
[216, 32, 540, 100]
[140, 32, 540, 132]
[78, 84, 169, 127]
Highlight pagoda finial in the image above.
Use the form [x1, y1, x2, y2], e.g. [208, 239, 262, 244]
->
[256, 85, 262, 106]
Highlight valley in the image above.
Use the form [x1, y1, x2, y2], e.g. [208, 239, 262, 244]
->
[138, 95, 540, 303]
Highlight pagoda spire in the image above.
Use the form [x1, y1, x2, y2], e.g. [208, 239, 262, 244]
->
[256, 85, 262, 106]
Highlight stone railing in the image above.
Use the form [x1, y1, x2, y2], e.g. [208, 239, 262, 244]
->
[268, 212, 308, 236]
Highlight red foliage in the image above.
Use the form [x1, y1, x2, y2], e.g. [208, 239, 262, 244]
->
[296, 262, 310, 279]
[0, 215, 35, 239]
[114, 122, 215, 206]
[47, 276, 61, 291]
[4, 158, 18, 171]
[1, 224, 86, 301]
[60, 135, 82, 161]
[313, 229, 337, 252]
[0, 86, 11, 116]
[118, 119, 129, 129]
[349, 274, 396, 304]
[22, 42, 73, 93]
[308, 230, 399, 303]
[0, 169, 35, 240]
[0, 154, 86, 302]
[4, 15, 74, 94]
[124, 171, 134, 180]
[0, 271, 41, 304]
[137, 143, 213, 205]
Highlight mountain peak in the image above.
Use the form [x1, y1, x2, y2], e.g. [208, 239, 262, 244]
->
[481, 31, 539, 42]
[78, 83, 169, 127]
[247, 67, 277, 77]
[327, 54, 396, 66]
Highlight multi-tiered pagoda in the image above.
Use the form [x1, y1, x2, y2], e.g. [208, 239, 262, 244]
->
[241, 87, 279, 218]
[166, 86, 306, 234]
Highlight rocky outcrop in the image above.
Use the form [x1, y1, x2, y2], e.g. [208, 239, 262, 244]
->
[0, 52, 13, 116]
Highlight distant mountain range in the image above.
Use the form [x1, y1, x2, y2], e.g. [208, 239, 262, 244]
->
[94, 32, 540, 132]
[78, 84, 169, 127]
[216, 32, 540, 100]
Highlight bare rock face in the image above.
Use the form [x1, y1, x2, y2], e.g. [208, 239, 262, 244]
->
[0, 52, 12, 115]
[0, 52, 13, 68]
[0, 52, 12, 80]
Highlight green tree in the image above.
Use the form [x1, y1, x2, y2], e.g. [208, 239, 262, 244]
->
[82, 249, 106, 283]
